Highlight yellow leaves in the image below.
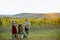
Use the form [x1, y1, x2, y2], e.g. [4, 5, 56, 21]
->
[0, 17, 60, 27]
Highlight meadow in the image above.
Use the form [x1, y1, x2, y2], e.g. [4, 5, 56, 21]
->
[0, 17, 60, 40]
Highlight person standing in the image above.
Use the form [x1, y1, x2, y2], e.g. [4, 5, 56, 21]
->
[18, 24, 23, 40]
[24, 19, 31, 34]
[12, 20, 17, 39]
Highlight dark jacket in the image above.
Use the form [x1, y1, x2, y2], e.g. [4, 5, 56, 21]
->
[18, 24, 23, 34]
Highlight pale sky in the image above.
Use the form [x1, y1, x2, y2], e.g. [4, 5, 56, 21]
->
[0, 0, 60, 15]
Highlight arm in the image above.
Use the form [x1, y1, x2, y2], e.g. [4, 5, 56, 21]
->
[28, 22, 31, 29]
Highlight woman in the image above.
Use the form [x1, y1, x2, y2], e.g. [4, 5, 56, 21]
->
[12, 20, 17, 39]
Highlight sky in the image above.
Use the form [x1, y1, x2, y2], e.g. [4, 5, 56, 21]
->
[0, 0, 60, 15]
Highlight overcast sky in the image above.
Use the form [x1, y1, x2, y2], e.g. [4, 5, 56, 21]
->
[0, 0, 60, 15]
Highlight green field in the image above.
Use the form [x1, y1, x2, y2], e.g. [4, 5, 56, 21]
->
[0, 25, 60, 40]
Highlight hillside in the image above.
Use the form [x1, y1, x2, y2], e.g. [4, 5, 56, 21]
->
[15, 13, 60, 18]
[0, 13, 60, 18]
[15, 13, 37, 18]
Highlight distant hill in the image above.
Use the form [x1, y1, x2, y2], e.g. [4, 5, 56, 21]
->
[33, 13, 60, 18]
[0, 13, 60, 18]
[15, 13, 60, 18]
[15, 13, 37, 18]
[0, 15, 20, 18]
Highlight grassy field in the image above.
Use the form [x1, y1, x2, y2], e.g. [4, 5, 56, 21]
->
[0, 25, 60, 40]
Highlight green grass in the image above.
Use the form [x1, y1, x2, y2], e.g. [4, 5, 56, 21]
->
[28, 30, 60, 40]
[0, 30, 60, 40]
[0, 25, 60, 40]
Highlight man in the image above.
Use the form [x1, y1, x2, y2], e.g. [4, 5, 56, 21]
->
[24, 19, 31, 34]
[18, 24, 23, 40]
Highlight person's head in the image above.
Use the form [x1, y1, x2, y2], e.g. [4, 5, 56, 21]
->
[25, 18, 28, 21]
[12, 20, 15, 23]
[18, 24, 22, 27]
[12, 20, 16, 26]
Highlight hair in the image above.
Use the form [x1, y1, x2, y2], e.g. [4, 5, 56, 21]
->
[25, 18, 29, 21]
[18, 24, 22, 27]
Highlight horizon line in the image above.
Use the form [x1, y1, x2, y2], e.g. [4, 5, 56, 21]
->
[0, 12, 60, 15]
